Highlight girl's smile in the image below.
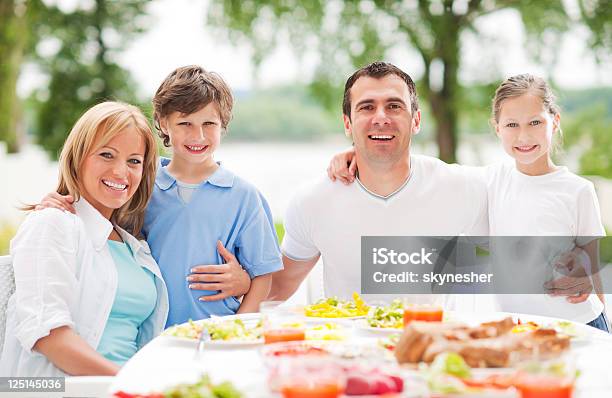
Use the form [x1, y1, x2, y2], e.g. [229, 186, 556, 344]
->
[514, 144, 538, 153]
[496, 93, 560, 176]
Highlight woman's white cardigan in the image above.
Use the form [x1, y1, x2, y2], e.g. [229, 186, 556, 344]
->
[0, 199, 169, 376]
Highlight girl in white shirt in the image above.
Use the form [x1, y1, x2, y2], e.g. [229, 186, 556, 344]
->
[0, 102, 169, 376]
[486, 74, 607, 331]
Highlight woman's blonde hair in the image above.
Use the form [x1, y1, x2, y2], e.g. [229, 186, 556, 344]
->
[491, 74, 563, 150]
[30, 102, 158, 236]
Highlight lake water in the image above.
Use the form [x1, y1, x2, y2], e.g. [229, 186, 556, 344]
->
[2, 139, 611, 227]
[2, 140, 611, 309]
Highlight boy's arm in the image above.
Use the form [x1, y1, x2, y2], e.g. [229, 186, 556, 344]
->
[237, 274, 273, 313]
[267, 254, 320, 301]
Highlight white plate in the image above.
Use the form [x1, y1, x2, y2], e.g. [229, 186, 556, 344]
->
[354, 318, 404, 335]
[161, 313, 264, 348]
[158, 334, 263, 348]
[304, 315, 365, 322]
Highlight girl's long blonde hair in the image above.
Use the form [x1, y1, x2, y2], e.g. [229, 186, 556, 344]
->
[31, 102, 158, 236]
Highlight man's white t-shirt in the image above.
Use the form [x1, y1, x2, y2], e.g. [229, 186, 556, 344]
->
[282, 155, 488, 303]
[487, 161, 606, 323]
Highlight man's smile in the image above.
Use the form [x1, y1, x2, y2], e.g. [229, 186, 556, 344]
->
[368, 134, 395, 141]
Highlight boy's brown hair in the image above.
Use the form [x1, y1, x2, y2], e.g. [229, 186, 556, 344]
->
[153, 65, 234, 147]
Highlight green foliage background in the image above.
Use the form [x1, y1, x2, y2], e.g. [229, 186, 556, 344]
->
[0, 0, 610, 253]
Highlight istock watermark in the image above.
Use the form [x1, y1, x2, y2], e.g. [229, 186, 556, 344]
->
[361, 236, 612, 295]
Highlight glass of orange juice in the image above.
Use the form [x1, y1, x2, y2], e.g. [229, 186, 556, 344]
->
[403, 303, 444, 326]
[278, 357, 345, 398]
[515, 373, 574, 398]
[513, 355, 577, 398]
[260, 301, 306, 344]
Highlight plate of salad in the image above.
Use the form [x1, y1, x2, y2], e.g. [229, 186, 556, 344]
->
[357, 299, 405, 334]
[305, 322, 350, 341]
[303, 292, 370, 319]
[112, 374, 244, 398]
[161, 314, 264, 347]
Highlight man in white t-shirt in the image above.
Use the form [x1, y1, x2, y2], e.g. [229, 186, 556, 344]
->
[268, 62, 488, 302]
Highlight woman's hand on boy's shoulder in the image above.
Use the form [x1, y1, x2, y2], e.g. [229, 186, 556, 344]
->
[188, 240, 251, 301]
[35, 192, 76, 214]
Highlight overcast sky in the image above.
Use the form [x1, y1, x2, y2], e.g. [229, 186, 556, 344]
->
[26, 0, 611, 98]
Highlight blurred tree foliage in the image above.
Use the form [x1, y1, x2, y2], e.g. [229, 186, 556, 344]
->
[0, 222, 16, 255]
[207, 0, 609, 163]
[577, 0, 612, 64]
[0, 0, 150, 159]
[228, 86, 339, 141]
[0, 0, 41, 153]
[30, 0, 150, 159]
[562, 102, 611, 178]
[0, 0, 20, 152]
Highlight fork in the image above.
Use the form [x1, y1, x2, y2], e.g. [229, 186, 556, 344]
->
[195, 324, 211, 359]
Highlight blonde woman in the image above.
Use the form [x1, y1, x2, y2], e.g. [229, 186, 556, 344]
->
[0, 102, 168, 376]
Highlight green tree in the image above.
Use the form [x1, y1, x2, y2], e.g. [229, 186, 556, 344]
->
[0, 0, 23, 153]
[207, 0, 607, 163]
[563, 105, 611, 178]
[0, 0, 44, 153]
[228, 85, 339, 141]
[577, 0, 611, 63]
[27, 0, 150, 159]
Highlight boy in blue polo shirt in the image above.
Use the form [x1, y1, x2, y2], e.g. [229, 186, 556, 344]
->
[145, 65, 283, 326]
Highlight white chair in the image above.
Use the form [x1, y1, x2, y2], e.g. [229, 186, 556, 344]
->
[0, 255, 14, 355]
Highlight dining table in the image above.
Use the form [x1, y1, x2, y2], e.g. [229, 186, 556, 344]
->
[108, 310, 612, 398]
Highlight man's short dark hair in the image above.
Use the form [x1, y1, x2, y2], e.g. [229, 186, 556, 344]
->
[342, 61, 419, 119]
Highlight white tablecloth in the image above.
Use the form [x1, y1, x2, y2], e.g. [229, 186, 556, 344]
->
[109, 312, 612, 397]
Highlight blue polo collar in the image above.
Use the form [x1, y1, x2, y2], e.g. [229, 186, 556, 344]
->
[155, 157, 234, 190]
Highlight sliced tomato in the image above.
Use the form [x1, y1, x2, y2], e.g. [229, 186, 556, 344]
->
[461, 374, 515, 390]
[112, 392, 163, 398]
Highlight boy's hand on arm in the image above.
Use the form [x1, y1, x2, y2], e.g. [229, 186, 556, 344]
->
[188, 240, 251, 301]
[326, 147, 357, 185]
[236, 273, 272, 314]
[35, 192, 76, 213]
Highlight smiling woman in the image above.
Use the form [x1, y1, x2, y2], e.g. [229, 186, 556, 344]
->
[0, 102, 169, 377]
[81, 126, 146, 221]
